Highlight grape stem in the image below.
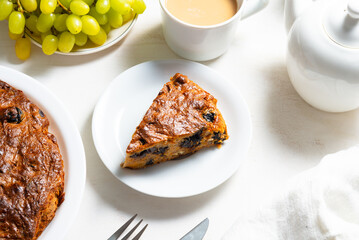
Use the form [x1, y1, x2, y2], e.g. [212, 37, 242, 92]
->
[57, 0, 71, 13]
[16, 0, 24, 13]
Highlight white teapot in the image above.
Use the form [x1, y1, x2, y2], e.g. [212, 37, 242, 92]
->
[285, 0, 359, 112]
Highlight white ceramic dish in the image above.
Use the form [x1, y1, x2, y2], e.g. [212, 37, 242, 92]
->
[0, 66, 86, 239]
[92, 59, 252, 198]
[25, 15, 137, 56]
[285, 0, 359, 112]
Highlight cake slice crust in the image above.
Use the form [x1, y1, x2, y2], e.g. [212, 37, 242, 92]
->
[122, 73, 228, 169]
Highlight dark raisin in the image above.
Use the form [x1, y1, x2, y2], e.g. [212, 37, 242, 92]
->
[130, 150, 148, 158]
[166, 85, 171, 92]
[212, 131, 226, 144]
[148, 146, 168, 155]
[2, 107, 23, 123]
[203, 112, 216, 122]
[213, 131, 221, 141]
[139, 138, 147, 145]
[213, 132, 221, 144]
[180, 129, 203, 148]
[173, 74, 186, 84]
[181, 139, 191, 148]
[152, 146, 168, 155]
[146, 159, 154, 166]
[130, 146, 169, 158]
[39, 109, 45, 117]
[146, 147, 156, 154]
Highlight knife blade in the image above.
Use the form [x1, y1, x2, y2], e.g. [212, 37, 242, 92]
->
[180, 218, 209, 240]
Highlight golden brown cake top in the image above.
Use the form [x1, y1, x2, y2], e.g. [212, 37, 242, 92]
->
[0, 80, 65, 240]
[126, 73, 226, 154]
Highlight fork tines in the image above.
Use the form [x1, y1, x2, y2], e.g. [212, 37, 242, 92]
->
[108, 214, 148, 240]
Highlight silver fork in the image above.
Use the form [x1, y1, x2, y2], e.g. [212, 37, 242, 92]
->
[107, 214, 148, 240]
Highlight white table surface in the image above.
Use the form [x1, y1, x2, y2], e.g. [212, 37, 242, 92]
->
[1, 0, 359, 239]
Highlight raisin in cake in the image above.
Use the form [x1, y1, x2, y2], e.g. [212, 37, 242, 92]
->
[0, 80, 65, 240]
[122, 73, 228, 169]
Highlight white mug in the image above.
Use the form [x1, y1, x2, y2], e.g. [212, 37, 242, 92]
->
[159, 0, 269, 61]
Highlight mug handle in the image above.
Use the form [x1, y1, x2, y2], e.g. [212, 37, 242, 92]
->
[241, 0, 269, 20]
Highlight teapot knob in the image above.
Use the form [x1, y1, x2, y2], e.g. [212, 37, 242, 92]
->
[348, 0, 359, 19]
[322, 0, 359, 48]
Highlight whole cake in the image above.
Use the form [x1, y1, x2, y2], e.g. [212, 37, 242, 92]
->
[0, 80, 65, 239]
[122, 73, 228, 169]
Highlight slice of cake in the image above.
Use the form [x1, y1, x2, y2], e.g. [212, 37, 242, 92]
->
[121, 73, 228, 169]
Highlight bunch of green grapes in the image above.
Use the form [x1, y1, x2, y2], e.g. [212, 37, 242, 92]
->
[0, 0, 146, 60]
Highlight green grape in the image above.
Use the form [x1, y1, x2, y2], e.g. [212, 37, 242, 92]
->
[15, 36, 31, 60]
[66, 14, 82, 34]
[107, 8, 122, 28]
[42, 34, 58, 55]
[58, 31, 75, 52]
[75, 32, 87, 46]
[0, 0, 13, 20]
[8, 11, 25, 34]
[40, 0, 57, 14]
[81, 15, 100, 35]
[36, 13, 55, 33]
[88, 27, 106, 45]
[111, 0, 130, 15]
[70, 0, 90, 15]
[8, 30, 22, 40]
[101, 21, 111, 34]
[89, 7, 107, 25]
[54, 13, 68, 32]
[122, 8, 134, 23]
[25, 15, 41, 35]
[82, 0, 94, 6]
[131, 0, 146, 14]
[20, 0, 37, 12]
[96, 0, 110, 14]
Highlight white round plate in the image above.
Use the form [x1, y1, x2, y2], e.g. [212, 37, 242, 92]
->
[26, 15, 137, 56]
[92, 59, 252, 198]
[0, 66, 86, 239]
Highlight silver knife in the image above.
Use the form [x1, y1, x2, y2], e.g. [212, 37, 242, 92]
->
[180, 218, 209, 240]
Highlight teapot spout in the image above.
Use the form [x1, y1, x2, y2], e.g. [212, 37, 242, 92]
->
[284, 0, 319, 33]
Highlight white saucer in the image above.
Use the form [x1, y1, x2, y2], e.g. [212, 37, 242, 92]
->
[92, 59, 252, 198]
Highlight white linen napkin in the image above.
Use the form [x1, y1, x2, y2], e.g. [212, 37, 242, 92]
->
[222, 146, 359, 240]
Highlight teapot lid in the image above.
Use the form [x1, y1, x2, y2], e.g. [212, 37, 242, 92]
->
[323, 0, 359, 48]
